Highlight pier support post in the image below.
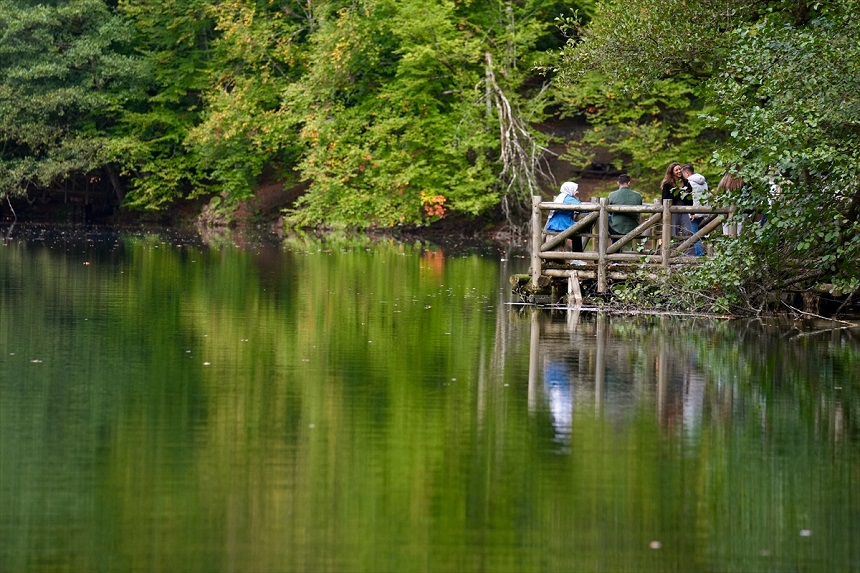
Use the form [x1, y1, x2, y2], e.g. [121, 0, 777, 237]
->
[597, 198, 608, 293]
[530, 195, 543, 288]
[661, 199, 672, 269]
[568, 272, 582, 307]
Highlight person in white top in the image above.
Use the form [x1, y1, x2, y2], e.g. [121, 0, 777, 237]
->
[681, 164, 708, 256]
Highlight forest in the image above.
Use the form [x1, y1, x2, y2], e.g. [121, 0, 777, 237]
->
[1, 0, 858, 313]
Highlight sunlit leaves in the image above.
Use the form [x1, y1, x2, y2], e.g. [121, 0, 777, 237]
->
[3, 0, 591, 226]
[283, 0, 566, 228]
[555, 0, 740, 87]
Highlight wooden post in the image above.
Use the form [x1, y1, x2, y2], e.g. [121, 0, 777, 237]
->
[727, 206, 737, 237]
[568, 272, 582, 306]
[648, 198, 660, 250]
[531, 195, 542, 288]
[597, 197, 608, 293]
[661, 199, 672, 269]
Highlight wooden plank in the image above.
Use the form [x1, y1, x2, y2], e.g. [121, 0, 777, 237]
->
[606, 212, 663, 255]
[541, 211, 599, 252]
[544, 269, 660, 281]
[675, 213, 724, 254]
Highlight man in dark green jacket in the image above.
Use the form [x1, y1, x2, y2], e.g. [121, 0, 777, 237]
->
[608, 174, 643, 238]
[608, 173, 642, 251]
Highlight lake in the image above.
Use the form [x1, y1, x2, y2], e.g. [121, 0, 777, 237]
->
[1, 225, 858, 573]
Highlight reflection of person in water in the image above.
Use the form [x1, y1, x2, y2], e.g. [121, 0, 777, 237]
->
[683, 368, 706, 437]
[543, 359, 573, 442]
[657, 350, 707, 435]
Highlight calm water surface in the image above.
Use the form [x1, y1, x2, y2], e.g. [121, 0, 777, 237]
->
[1, 225, 858, 573]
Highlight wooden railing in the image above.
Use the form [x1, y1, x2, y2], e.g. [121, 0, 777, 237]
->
[529, 197, 734, 295]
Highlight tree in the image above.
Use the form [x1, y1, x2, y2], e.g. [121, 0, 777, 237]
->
[556, 0, 860, 312]
[550, 0, 736, 188]
[282, 0, 495, 228]
[2, 0, 589, 228]
[555, 72, 719, 193]
[706, 1, 860, 300]
[116, 0, 215, 209]
[282, 0, 572, 228]
[0, 0, 145, 202]
[183, 0, 307, 212]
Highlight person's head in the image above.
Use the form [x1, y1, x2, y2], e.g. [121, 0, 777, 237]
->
[680, 164, 695, 177]
[560, 181, 579, 197]
[662, 162, 681, 185]
[717, 172, 745, 192]
[618, 174, 631, 187]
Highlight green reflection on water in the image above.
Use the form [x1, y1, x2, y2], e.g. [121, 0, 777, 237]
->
[1, 229, 858, 573]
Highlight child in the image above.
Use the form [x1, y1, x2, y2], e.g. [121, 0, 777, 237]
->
[681, 164, 708, 256]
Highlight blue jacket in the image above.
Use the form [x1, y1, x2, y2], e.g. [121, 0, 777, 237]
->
[545, 195, 581, 232]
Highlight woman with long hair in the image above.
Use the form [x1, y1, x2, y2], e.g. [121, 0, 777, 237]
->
[660, 161, 694, 254]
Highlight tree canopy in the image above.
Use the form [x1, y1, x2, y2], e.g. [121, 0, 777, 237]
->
[557, 0, 860, 308]
[2, 0, 578, 228]
[0, 0, 146, 201]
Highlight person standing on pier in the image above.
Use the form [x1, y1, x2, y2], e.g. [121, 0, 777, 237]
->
[661, 161, 694, 255]
[681, 164, 709, 256]
[608, 174, 643, 249]
[544, 181, 584, 252]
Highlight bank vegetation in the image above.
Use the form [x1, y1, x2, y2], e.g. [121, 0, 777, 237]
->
[1, 0, 858, 315]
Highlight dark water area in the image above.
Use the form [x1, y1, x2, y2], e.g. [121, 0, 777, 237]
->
[1, 224, 858, 573]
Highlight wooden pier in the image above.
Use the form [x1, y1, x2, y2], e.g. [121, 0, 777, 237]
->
[511, 196, 733, 305]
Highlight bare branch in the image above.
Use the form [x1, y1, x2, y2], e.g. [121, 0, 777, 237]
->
[483, 51, 553, 227]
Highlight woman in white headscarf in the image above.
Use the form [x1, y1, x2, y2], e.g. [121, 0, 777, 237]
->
[544, 181, 582, 251]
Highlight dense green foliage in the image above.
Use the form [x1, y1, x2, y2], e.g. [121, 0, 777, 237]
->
[116, 0, 215, 209]
[0, 0, 146, 200]
[555, 73, 719, 194]
[1, 0, 578, 227]
[704, 1, 860, 300]
[550, 0, 731, 191]
[558, 0, 860, 312]
[283, 0, 500, 227]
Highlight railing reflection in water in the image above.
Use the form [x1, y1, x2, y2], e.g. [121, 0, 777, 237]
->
[526, 308, 711, 445]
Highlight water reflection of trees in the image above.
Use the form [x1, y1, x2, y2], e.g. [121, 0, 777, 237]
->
[523, 309, 859, 447]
